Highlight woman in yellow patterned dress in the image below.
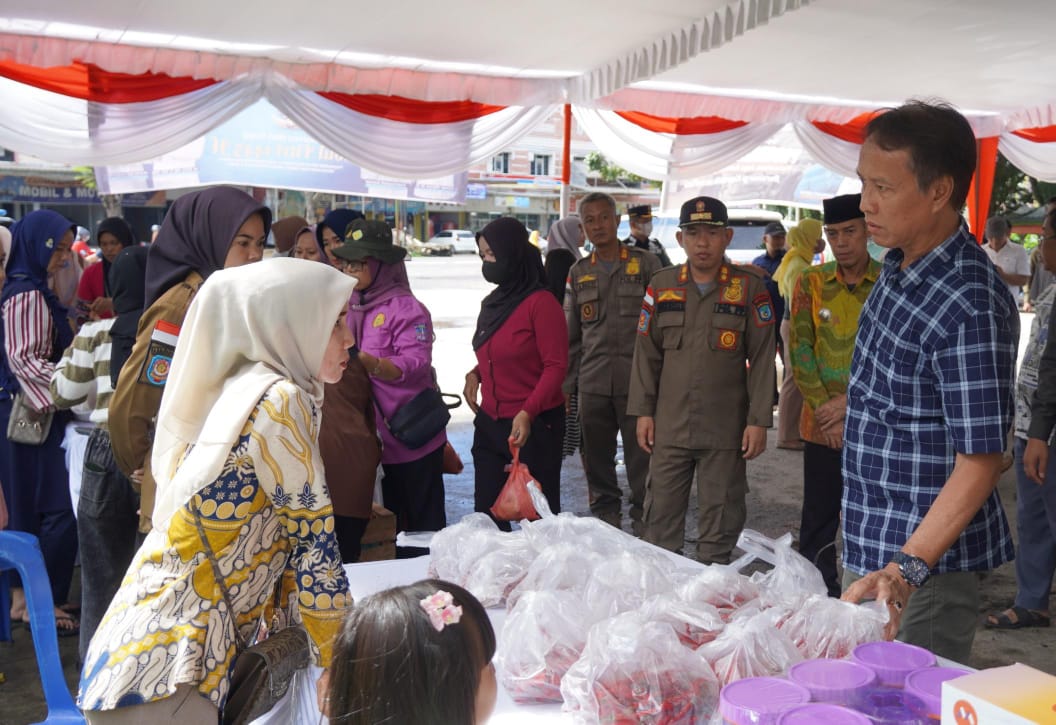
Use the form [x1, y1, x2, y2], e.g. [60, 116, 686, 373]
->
[78, 258, 357, 723]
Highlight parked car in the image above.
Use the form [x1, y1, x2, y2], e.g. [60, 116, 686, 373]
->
[617, 209, 828, 266]
[423, 229, 477, 256]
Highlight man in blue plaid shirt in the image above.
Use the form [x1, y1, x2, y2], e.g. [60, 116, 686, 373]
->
[840, 102, 1018, 663]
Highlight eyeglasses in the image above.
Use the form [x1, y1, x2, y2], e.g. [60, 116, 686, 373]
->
[338, 258, 366, 272]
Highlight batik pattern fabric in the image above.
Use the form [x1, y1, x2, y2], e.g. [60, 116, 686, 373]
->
[78, 381, 350, 711]
[789, 258, 881, 444]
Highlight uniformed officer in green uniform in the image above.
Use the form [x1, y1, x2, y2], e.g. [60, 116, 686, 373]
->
[629, 196, 776, 564]
[564, 191, 662, 534]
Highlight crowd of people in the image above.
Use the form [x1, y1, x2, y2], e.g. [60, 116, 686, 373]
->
[0, 97, 1054, 722]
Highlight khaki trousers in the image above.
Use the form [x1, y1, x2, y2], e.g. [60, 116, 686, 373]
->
[84, 684, 218, 724]
[644, 445, 747, 564]
[579, 392, 650, 534]
[842, 568, 980, 664]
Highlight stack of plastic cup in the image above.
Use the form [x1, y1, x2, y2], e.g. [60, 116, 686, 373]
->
[719, 677, 812, 724]
[777, 703, 873, 724]
[788, 658, 877, 708]
[903, 667, 972, 721]
[851, 641, 936, 688]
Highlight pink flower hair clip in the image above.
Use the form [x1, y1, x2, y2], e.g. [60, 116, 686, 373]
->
[420, 590, 463, 632]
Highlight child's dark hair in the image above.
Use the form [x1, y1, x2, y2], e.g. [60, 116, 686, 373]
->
[328, 579, 496, 725]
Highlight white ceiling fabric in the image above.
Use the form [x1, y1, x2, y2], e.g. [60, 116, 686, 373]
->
[1, 0, 1052, 120]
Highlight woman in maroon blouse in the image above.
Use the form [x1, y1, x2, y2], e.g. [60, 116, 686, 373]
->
[463, 217, 568, 528]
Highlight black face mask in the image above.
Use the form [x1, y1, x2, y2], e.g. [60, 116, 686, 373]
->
[482, 259, 514, 285]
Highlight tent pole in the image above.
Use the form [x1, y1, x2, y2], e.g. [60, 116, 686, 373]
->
[560, 104, 572, 218]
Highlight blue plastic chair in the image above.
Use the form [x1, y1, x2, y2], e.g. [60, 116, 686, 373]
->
[0, 570, 11, 643]
[0, 531, 85, 724]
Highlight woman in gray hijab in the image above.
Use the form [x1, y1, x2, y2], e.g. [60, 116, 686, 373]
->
[542, 215, 584, 304]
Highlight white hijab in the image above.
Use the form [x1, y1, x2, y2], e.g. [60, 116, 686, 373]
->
[151, 257, 356, 529]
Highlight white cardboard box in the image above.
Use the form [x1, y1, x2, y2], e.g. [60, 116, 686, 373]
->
[942, 663, 1056, 724]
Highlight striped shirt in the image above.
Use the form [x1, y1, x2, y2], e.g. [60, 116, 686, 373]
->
[49, 318, 115, 426]
[842, 227, 1018, 575]
[2, 289, 58, 412]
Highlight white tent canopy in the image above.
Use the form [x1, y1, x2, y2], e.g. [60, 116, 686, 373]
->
[3, 0, 1053, 121]
[1, 0, 1055, 228]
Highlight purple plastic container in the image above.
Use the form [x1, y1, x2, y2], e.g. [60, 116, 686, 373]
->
[719, 677, 812, 725]
[777, 703, 873, 724]
[903, 667, 972, 720]
[788, 658, 877, 706]
[855, 687, 929, 724]
[851, 641, 936, 688]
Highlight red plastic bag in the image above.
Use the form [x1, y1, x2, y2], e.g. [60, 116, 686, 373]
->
[490, 444, 541, 522]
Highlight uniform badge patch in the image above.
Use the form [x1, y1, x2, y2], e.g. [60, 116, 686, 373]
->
[139, 330, 177, 387]
[721, 278, 744, 303]
[752, 293, 775, 327]
[145, 354, 171, 386]
[642, 286, 655, 311]
[657, 288, 686, 303]
[656, 301, 686, 314]
[372, 313, 386, 328]
[717, 329, 740, 350]
[581, 302, 597, 322]
[626, 258, 640, 276]
[415, 323, 428, 341]
[637, 308, 651, 335]
[714, 303, 746, 316]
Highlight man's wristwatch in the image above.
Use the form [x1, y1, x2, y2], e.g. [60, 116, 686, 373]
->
[892, 552, 931, 588]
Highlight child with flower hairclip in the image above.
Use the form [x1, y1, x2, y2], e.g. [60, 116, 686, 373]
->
[320, 579, 497, 724]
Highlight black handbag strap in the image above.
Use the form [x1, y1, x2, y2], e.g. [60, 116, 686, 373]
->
[441, 392, 462, 410]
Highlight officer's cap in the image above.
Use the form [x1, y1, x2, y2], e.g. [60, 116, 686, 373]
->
[678, 197, 728, 228]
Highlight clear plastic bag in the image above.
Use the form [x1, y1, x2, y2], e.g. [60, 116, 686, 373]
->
[519, 510, 627, 554]
[496, 590, 605, 704]
[561, 612, 721, 725]
[697, 608, 803, 687]
[779, 594, 888, 659]
[506, 543, 607, 611]
[581, 549, 676, 620]
[738, 529, 827, 609]
[672, 565, 761, 621]
[461, 530, 537, 607]
[639, 592, 726, 650]
[427, 512, 502, 582]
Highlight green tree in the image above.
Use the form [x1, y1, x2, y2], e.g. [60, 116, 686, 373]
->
[585, 152, 647, 185]
[73, 166, 123, 217]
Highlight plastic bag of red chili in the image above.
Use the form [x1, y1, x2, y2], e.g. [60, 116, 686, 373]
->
[497, 590, 606, 703]
[698, 608, 802, 687]
[561, 612, 720, 724]
[638, 592, 725, 650]
[671, 566, 761, 622]
[779, 594, 888, 660]
[739, 530, 827, 609]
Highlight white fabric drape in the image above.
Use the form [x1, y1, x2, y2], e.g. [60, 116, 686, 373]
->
[792, 121, 862, 178]
[0, 70, 555, 177]
[999, 132, 1056, 183]
[0, 75, 263, 165]
[572, 106, 782, 181]
[267, 80, 557, 180]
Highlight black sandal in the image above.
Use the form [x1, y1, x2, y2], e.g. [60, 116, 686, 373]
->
[985, 606, 1050, 629]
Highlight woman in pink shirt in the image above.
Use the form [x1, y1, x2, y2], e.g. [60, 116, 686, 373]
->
[332, 219, 447, 538]
[464, 217, 568, 529]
